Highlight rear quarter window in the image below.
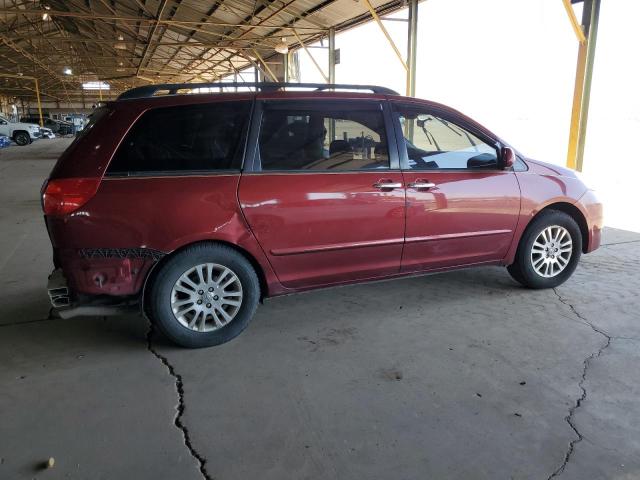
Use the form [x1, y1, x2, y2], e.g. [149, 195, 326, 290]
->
[514, 155, 529, 172]
[107, 101, 251, 176]
[77, 106, 110, 138]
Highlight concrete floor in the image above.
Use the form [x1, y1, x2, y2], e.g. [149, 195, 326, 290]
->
[1, 138, 639, 480]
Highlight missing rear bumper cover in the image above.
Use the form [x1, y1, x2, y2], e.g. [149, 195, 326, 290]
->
[47, 269, 70, 307]
[48, 268, 140, 318]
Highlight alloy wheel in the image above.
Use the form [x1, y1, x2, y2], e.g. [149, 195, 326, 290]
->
[15, 133, 29, 146]
[530, 225, 573, 278]
[170, 263, 243, 332]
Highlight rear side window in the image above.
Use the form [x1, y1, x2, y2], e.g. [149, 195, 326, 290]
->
[77, 106, 110, 139]
[107, 101, 250, 176]
[258, 103, 389, 171]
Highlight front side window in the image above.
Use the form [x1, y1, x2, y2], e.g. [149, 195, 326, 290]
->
[107, 101, 250, 175]
[394, 105, 498, 170]
[258, 104, 389, 171]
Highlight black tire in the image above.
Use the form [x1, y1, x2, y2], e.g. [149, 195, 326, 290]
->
[507, 210, 582, 289]
[13, 131, 29, 146]
[148, 243, 260, 348]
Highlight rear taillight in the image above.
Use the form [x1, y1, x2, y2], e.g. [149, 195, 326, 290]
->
[42, 178, 101, 216]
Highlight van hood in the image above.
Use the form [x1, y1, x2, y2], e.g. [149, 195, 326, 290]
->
[524, 157, 578, 178]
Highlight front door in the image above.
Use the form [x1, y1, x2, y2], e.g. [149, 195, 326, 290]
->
[239, 99, 405, 289]
[391, 102, 521, 272]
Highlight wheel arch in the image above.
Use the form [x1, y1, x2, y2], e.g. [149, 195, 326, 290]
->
[141, 239, 269, 317]
[537, 202, 589, 253]
[505, 200, 591, 266]
[518, 202, 589, 253]
[12, 129, 28, 139]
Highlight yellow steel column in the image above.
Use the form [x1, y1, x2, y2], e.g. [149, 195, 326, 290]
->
[567, 42, 587, 170]
[34, 78, 44, 127]
[574, 0, 600, 172]
[562, 0, 586, 43]
[565, 0, 600, 171]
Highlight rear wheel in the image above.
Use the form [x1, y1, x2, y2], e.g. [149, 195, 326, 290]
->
[508, 210, 582, 289]
[13, 131, 29, 146]
[149, 243, 260, 348]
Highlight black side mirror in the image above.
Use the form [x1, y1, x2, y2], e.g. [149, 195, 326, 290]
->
[501, 147, 515, 169]
[467, 153, 498, 169]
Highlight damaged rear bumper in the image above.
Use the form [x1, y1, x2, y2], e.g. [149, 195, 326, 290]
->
[65, 248, 163, 296]
[47, 268, 140, 319]
[47, 269, 70, 308]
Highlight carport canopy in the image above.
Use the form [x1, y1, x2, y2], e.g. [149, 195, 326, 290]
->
[0, 0, 412, 101]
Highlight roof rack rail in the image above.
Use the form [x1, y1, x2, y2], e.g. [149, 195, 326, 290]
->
[117, 82, 399, 100]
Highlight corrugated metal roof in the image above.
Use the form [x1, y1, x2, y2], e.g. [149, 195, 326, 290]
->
[0, 0, 408, 102]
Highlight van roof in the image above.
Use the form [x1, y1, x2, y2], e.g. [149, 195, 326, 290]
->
[117, 82, 400, 101]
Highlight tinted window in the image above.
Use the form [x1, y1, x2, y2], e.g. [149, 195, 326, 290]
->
[108, 101, 250, 175]
[394, 106, 498, 170]
[258, 104, 389, 171]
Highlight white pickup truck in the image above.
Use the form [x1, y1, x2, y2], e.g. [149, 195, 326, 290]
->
[0, 115, 41, 146]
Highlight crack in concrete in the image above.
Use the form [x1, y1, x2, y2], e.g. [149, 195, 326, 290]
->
[0, 316, 59, 328]
[0, 308, 62, 328]
[547, 288, 612, 479]
[601, 239, 640, 247]
[146, 324, 213, 480]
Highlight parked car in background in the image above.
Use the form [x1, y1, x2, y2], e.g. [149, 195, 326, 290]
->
[0, 115, 41, 145]
[0, 134, 11, 148]
[42, 82, 603, 348]
[41, 127, 55, 139]
[64, 115, 86, 133]
[20, 116, 73, 135]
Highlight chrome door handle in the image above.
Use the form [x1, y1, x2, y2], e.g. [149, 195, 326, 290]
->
[408, 181, 436, 189]
[373, 182, 403, 189]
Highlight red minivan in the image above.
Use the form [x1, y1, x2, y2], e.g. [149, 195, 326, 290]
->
[43, 83, 603, 348]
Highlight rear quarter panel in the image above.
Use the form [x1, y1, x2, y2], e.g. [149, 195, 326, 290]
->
[46, 175, 282, 297]
[46, 93, 287, 297]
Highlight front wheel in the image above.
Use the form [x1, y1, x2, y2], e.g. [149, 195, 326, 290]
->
[148, 243, 260, 348]
[14, 131, 30, 146]
[508, 210, 582, 289]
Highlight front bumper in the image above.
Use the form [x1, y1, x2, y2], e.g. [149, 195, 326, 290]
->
[575, 189, 603, 253]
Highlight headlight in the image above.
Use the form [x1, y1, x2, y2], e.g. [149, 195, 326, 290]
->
[29, 125, 39, 131]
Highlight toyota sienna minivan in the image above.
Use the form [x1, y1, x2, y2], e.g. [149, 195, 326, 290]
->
[43, 82, 603, 348]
